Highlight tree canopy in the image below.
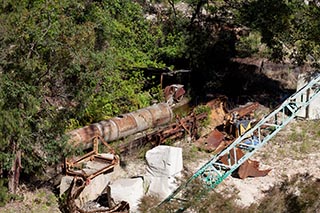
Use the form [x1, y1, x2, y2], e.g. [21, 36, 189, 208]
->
[0, 0, 168, 193]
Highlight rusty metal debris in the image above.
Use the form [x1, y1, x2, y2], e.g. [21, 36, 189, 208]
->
[164, 84, 186, 106]
[64, 97, 269, 209]
[194, 129, 225, 152]
[193, 97, 228, 152]
[219, 147, 271, 179]
[195, 98, 271, 179]
[196, 101, 260, 151]
[229, 102, 260, 118]
[65, 136, 119, 181]
[224, 102, 260, 137]
[63, 136, 129, 212]
[238, 159, 272, 179]
[118, 112, 207, 155]
[60, 96, 273, 213]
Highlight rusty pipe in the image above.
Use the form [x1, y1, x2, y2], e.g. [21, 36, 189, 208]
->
[68, 103, 173, 148]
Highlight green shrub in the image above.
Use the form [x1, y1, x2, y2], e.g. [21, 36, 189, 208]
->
[250, 173, 320, 213]
[193, 105, 211, 127]
[0, 179, 8, 207]
[236, 31, 271, 58]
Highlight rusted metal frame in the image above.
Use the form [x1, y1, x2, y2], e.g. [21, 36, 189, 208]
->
[228, 102, 259, 118]
[66, 158, 116, 180]
[65, 136, 119, 180]
[65, 161, 116, 182]
[159, 112, 204, 141]
[176, 114, 191, 135]
[177, 112, 206, 136]
[65, 137, 100, 168]
[118, 112, 207, 155]
[98, 136, 116, 155]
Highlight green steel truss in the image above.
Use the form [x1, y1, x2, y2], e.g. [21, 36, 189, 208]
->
[158, 73, 320, 211]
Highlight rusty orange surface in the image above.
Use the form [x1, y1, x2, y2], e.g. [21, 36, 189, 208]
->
[220, 147, 271, 179]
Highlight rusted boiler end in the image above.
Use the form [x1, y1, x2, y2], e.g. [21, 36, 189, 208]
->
[68, 103, 173, 147]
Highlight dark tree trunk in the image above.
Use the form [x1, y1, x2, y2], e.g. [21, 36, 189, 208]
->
[8, 150, 22, 194]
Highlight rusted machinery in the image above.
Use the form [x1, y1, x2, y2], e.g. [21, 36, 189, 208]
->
[195, 100, 259, 151]
[66, 98, 270, 181]
[62, 136, 131, 213]
[65, 96, 270, 212]
[63, 103, 173, 212]
[224, 102, 260, 137]
[195, 100, 271, 179]
[63, 97, 271, 212]
[117, 112, 207, 155]
[67, 102, 173, 148]
[164, 84, 186, 105]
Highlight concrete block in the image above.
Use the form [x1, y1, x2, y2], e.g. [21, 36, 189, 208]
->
[144, 176, 179, 200]
[144, 145, 183, 200]
[78, 174, 110, 207]
[60, 175, 74, 196]
[145, 145, 183, 177]
[60, 174, 110, 207]
[109, 177, 144, 212]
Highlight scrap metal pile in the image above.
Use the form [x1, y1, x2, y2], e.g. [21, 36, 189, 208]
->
[196, 98, 271, 179]
[62, 96, 271, 212]
[63, 103, 174, 212]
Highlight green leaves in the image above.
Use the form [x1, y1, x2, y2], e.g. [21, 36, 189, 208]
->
[239, 0, 320, 64]
[0, 0, 173, 186]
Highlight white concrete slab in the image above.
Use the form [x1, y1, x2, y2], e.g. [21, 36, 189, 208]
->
[60, 174, 110, 207]
[144, 175, 180, 200]
[109, 177, 144, 213]
[145, 145, 183, 177]
[144, 145, 183, 200]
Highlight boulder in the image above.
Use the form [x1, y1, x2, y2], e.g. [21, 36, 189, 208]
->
[109, 177, 144, 212]
[145, 145, 183, 199]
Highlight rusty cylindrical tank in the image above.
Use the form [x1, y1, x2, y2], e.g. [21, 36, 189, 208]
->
[68, 103, 173, 147]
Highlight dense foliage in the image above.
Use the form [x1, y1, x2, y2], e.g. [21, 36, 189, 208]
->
[0, 0, 319, 207]
[239, 0, 320, 65]
[0, 0, 169, 192]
